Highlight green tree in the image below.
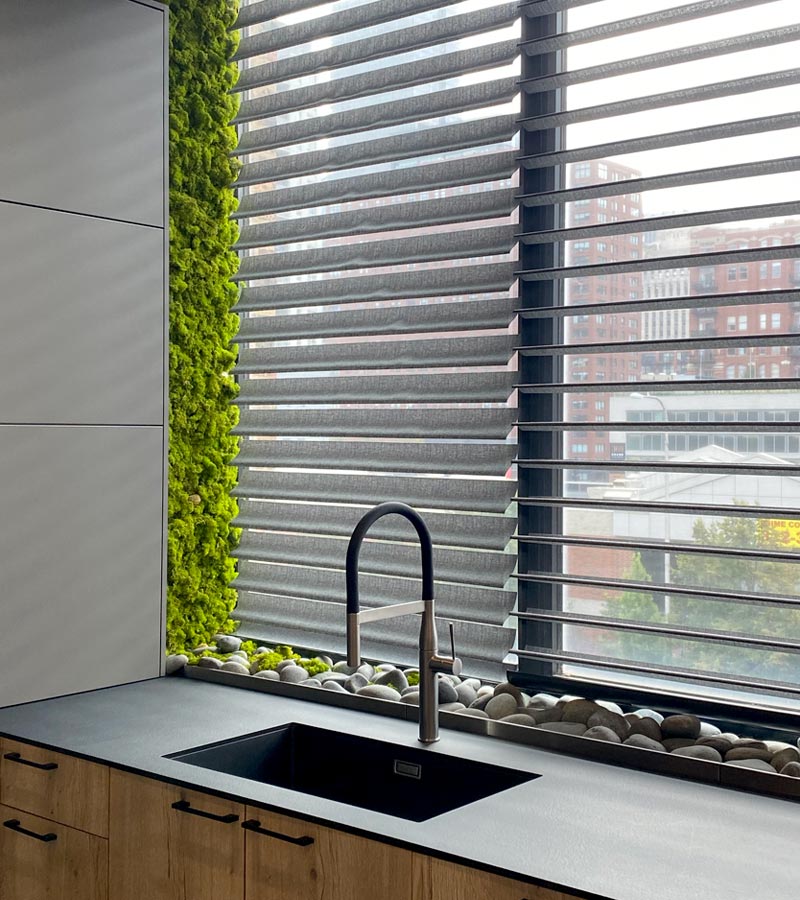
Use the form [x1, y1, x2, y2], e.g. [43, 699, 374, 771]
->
[604, 517, 800, 683]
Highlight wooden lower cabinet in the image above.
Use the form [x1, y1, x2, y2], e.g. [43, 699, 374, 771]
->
[108, 769, 245, 900]
[414, 856, 573, 900]
[244, 807, 415, 900]
[0, 803, 107, 900]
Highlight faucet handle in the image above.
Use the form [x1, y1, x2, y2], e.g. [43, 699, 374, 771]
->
[447, 621, 462, 677]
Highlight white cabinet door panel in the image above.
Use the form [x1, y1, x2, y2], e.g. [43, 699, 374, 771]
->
[0, 202, 164, 425]
[0, 0, 164, 226]
[0, 425, 164, 707]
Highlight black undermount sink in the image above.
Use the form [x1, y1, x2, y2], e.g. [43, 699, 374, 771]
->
[167, 723, 539, 822]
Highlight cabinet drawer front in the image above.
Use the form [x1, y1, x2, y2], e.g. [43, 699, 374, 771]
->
[0, 739, 109, 837]
[414, 857, 573, 900]
[0, 803, 108, 900]
[245, 807, 414, 900]
[109, 769, 245, 900]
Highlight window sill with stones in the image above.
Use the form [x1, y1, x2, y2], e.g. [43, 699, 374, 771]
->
[165, 639, 800, 804]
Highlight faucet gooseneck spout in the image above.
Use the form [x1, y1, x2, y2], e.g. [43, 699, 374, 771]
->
[345, 502, 461, 744]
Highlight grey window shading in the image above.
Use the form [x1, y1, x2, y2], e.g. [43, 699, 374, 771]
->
[230, 0, 521, 679]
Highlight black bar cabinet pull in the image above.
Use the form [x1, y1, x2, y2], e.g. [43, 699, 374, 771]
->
[171, 799, 239, 824]
[3, 752, 58, 771]
[3, 819, 57, 843]
[241, 818, 315, 846]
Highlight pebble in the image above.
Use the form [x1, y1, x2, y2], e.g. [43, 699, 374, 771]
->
[624, 735, 665, 752]
[698, 721, 722, 738]
[304, 679, 322, 688]
[595, 700, 624, 716]
[438, 678, 459, 704]
[279, 666, 309, 684]
[192, 645, 211, 654]
[440, 702, 466, 713]
[357, 684, 400, 701]
[253, 669, 279, 681]
[220, 661, 250, 676]
[316, 672, 349, 685]
[771, 747, 800, 770]
[375, 669, 408, 692]
[197, 656, 223, 670]
[695, 737, 734, 755]
[586, 709, 629, 740]
[764, 740, 792, 754]
[215, 635, 241, 653]
[725, 758, 776, 773]
[528, 693, 558, 709]
[583, 725, 621, 743]
[493, 682, 525, 705]
[345, 673, 369, 694]
[469, 694, 492, 711]
[165, 654, 188, 675]
[500, 714, 537, 727]
[661, 715, 701, 739]
[537, 722, 587, 736]
[634, 709, 664, 724]
[456, 707, 489, 718]
[322, 681, 347, 693]
[374, 663, 396, 673]
[455, 683, 477, 706]
[725, 746, 773, 763]
[476, 685, 494, 698]
[530, 706, 563, 725]
[671, 746, 723, 763]
[561, 699, 599, 724]
[485, 694, 519, 721]
[627, 717, 662, 742]
[780, 762, 800, 777]
[231, 650, 249, 660]
[662, 738, 697, 752]
[332, 661, 359, 675]
[463, 678, 482, 691]
[276, 659, 297, 672]
[400, 692, 420, 705]
[357, 664, 375, 680]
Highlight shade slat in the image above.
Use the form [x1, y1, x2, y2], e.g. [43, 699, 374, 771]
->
[235, 226, 516, 280]
[235, 263, 516, 313]
[234, 408, 516, 440]
[237, 335, 514, 374]
[234, 500, 517, 551]
[235, 470, 517, 514]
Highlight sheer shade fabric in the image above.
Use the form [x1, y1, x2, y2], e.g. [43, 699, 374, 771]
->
[230, 0, 521, 678]
[517, 0, 800, 705]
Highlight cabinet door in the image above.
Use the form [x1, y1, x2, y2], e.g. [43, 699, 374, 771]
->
[109, 770, 244, 900]
[245, 807, 415, 900]
[414, 856, 573, 900]
[0, 803, 107, 900]
[0, 739, 109, 837]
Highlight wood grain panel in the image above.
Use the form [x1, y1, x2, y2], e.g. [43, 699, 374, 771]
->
[109, 769, 244, 900]
[0, 739, 109, 837]
[245, 807, 415, 900]
[413, 855, 575, 900]
[0, 803, 107, 900]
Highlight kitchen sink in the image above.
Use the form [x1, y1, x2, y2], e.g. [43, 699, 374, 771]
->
[167, 723, 539, 821]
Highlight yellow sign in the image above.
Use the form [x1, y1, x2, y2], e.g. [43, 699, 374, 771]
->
[761, 520, 800, 549]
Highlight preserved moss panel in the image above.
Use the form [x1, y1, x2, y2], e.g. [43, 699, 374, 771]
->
[165, 0, 241, 651]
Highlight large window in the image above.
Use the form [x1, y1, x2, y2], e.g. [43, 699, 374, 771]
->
[230, 0, 800, 715]
[517, 0, 800, 714]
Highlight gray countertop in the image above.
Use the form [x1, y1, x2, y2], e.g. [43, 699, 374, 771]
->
[0, 677, 795, 900]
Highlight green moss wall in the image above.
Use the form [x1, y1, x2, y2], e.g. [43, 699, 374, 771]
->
[165, 0, 242, 651]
